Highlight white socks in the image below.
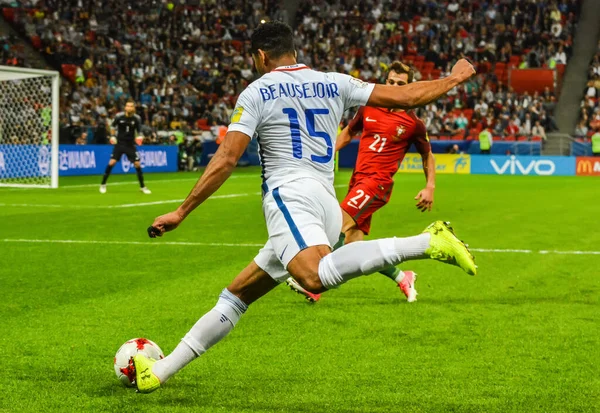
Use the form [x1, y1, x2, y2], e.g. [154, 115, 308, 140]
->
[394, 271, 406, 284]
[152, 289, 247, 383]
[318, 234, 430, 289]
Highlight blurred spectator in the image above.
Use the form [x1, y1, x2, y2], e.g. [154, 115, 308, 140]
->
[532, 120, 547, 141]
[574, 120, 588, 138]
[479, 128, 493, 154]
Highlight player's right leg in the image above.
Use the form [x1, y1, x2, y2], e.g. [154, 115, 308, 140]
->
[133, 260, 278, 393]
[289, 220, 476, 299]
[100, 156, 118, 193]
[271, 179, 475, 297]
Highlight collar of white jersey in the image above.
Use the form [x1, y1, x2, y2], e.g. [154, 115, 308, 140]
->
[271, 64, 310, 72]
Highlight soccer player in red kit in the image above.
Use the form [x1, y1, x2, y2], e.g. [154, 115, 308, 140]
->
[287, 61, 436, 303]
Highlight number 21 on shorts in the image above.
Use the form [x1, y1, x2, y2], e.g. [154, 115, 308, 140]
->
[347, 189, 371, 209]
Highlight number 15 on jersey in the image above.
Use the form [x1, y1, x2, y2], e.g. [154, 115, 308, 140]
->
[282, 108, 333, 163]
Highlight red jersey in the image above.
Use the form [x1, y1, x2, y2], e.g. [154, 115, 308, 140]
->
[347, 106, 431, 183]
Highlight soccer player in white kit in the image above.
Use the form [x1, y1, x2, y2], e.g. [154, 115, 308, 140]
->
[132, 21, 477, 393]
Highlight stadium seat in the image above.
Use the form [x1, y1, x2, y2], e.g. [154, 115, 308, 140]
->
[30, 35, 42, 49]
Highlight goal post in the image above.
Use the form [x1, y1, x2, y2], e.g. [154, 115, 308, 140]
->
[0, 65, 60, 188]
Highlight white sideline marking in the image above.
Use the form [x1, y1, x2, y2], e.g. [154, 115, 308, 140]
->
[1, 239, 264, 247]
[0, 203, 73, 208]
[0, 192, 260, 209]
[1, 184, 347, 209]
[471, 248, 533, 253]
[111, 193, 258, 208]
[1, 238, 599, 255]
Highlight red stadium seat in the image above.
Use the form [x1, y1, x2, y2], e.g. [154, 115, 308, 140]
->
[510, 55, 521, 65]
[531, 136, 543, 141]
[504, 135, 516, 141]
[517, 136, 528, 141]
[30, 35, 42, 49]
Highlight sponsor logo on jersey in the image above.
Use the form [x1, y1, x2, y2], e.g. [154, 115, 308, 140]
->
[349, 77, 369, 88]
[231, 106, 244, 123]
[365, 117, 377, 122]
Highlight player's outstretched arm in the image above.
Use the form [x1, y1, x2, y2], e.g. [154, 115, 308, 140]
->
[149, 131, 250, 235]
[368, 59, 475, 109]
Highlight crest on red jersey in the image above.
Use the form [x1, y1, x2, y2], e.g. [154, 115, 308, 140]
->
[396, 126, 406, 137]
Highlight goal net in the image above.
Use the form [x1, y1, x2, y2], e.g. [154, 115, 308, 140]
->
[0, 66, 59, 188]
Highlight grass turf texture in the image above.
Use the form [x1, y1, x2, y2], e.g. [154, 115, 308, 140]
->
[1, 168, 599, 412]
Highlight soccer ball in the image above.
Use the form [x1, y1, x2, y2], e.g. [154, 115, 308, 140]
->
[109, 136, 117, 145]
[113, 338, 164, 387]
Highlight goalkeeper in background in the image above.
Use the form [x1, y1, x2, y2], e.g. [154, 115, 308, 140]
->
[99, 99, 151, 194]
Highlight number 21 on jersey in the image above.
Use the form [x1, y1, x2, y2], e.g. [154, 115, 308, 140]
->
[368, 134, 387, 153]
[282, 108, 333, 163]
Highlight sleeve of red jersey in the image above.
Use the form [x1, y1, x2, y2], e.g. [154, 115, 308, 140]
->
[412, 116, 432, 155]
[347, 106, 365, 135]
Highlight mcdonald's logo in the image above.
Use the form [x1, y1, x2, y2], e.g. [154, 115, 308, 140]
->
[576, 157, 600, 176]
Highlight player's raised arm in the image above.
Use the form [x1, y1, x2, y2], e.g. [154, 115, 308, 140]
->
[368, 59, 475, 109]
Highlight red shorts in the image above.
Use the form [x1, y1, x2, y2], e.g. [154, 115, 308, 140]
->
[340, 176, 394, 235]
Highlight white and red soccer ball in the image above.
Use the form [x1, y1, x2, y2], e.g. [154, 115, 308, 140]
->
[113, 338, 164, 387]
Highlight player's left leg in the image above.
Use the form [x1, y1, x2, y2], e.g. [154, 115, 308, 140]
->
[100, 147, 121, 193]
[131, 149, 151, 194]
[133, 260, 278, 393]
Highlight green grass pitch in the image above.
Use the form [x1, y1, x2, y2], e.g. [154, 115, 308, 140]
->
[1, 168, 599, 412]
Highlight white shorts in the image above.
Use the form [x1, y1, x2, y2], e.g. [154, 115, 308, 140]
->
[254, 178, 342, 283]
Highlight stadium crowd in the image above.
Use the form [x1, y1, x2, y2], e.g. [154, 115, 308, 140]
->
[1, 32, 26, 66]
[0, 0, 583, 145]
[576, 45, 600, 139]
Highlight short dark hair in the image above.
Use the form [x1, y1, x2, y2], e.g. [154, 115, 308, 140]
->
[250, 21, 295, 59]
[388, 61, 414, 83]
[126, 98, 135, 105]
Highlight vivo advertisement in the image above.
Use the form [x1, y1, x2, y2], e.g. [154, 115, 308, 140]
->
[0, 145, 178, 178]
[470, 155, 576, 176]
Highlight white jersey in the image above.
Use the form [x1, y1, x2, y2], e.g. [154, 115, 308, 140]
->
[228, 64, 375, 193]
